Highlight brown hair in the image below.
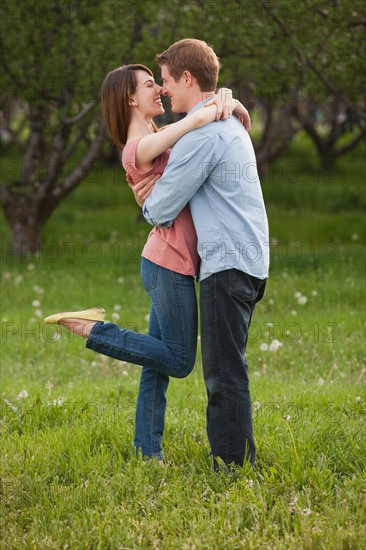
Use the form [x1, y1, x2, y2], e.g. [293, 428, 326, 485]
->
[156, 38, 219, 92]
[101, 64, 158, 150]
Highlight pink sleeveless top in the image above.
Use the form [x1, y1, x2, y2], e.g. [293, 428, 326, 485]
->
[122, 138, 199, 277]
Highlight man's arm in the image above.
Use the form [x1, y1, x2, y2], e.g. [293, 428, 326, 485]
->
[143, 130, 219, 227]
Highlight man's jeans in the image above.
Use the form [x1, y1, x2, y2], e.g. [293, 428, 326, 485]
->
[86, 258, 198, 459]
[200, 269, 266, 469]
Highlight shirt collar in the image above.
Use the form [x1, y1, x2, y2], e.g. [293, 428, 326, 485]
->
[187, 95, 216, 116]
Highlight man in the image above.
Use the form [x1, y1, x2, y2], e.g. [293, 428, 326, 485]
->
[134, 39, 269, 469]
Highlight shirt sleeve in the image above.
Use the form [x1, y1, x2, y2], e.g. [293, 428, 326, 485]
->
[142, 129, 218, 227]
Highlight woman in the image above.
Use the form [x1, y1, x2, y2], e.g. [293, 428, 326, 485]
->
[44, 64, 250, 462]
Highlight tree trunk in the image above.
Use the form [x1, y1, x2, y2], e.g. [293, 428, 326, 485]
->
[1, 193, 42, 258]
[1, 117, 106, 257]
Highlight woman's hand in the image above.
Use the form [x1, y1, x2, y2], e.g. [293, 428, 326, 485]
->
[126, 173, 160, 207]
[204, 88, 251, 131]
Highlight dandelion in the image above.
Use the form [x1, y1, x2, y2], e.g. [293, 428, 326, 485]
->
[281, 272, 288, 278]
[33, 285, 44, 294]
[283, 414, 291, 421]
[271, 238, 279, 246]
[113, 304, 121, 311]
[3, 272, 11, 280]
[266, 322, 273, 327]
[117, 277, 125, 284]
[268, 299, 274, 305]
[247, 479, 254, 488]
[351, 233, 359, 241]
[4, 398, 17, 412]
[111, 312, 120, 322]
[317, 377, 324, 386]
[34, 309, 43, 318]
[27, 263, 35, 271]
[52, 397, 65, 406]
[269, 339, 283, 352]
[253, 371, 261, 378]
[51, 333, 62, 342]
[32, 299, 41, 308]
[297, 296, 307, 305]
[288, 495, 298, 514]
[302, 508, 311, 516]
[311, 290, 318, 296]
[355, 396, 361, 402]
[252, 401, 261, 411]
[16, 389, 28, 400]
[291, 310, 297, 316]
[294, 291, 302, 299]
[144, 314, 150, 322]
[122, 371, 129, 377]
[260, 343, 268, 351]
[14, 275, 24, 285]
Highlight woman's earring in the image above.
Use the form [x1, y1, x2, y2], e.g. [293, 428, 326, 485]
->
[130, 98, 139, 105]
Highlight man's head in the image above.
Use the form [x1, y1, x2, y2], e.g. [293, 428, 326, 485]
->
[156, 38, 220, 113]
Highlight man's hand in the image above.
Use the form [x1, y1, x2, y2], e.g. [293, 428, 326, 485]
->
[126, 173, 160, 207]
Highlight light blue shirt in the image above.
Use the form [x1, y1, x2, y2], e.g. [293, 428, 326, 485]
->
[143, 101, 270, 281]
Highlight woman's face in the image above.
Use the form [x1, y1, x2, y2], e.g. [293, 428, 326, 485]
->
[132, 70, 164, 117]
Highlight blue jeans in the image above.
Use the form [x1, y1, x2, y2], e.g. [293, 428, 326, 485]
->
[199, 269, 266, 469]
[86, 257, 197, 459]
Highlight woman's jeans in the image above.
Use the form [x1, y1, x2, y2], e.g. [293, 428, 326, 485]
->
[199, 269, 266, 469]
[86, 257, 198, 459]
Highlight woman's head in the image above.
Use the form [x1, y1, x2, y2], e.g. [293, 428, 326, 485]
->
[101, 64, 162, 150]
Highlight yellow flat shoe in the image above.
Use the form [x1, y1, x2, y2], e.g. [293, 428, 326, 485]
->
[44, 307, 106, 325]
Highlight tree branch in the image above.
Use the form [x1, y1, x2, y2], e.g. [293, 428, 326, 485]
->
[260, 1, 366, 123]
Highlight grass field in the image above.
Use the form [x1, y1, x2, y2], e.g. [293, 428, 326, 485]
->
[1, 135, 365, 549]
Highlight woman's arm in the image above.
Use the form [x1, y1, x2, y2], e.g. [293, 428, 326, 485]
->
[136, 104, 218, 168]
[208, 88, 251, 130]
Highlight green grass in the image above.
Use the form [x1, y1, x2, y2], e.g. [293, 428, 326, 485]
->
[1, 135, 365, 548]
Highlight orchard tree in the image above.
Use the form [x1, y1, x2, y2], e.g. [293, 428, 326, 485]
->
[0, 0, 161, 255]
[155, 0, 365, 169]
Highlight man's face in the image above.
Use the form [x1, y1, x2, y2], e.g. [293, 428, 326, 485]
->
[160, 65, 188, 113]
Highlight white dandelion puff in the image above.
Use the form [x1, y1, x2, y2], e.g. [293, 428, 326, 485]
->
[16, 389, 29, 400]
[269, 339, 283, 352]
